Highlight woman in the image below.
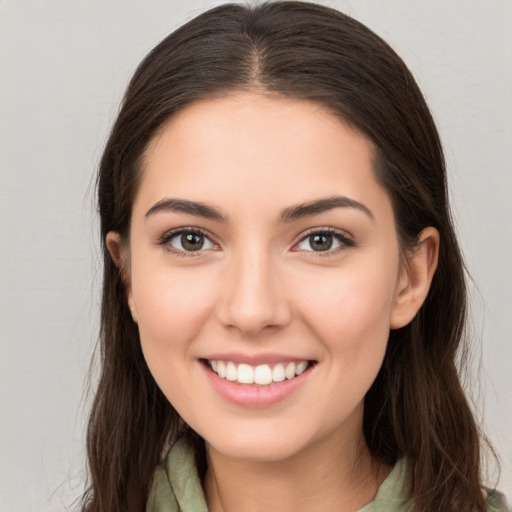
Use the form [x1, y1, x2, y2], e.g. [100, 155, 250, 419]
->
[82, 2, 507, 511]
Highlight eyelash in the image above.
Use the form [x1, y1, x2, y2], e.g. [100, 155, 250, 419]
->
[157, 227, 218, 257]
[294, 227, 355, 256]
[157, 227, 355, 257]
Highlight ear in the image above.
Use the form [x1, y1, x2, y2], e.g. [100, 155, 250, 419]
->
[106, 231, 138, 323]
[390, 227, 439, 329]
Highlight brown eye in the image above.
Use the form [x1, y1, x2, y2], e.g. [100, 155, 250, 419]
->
[295, 229, 354, 253]
[181, 232, 205, 251]
[309, 233, 333, 251]
[164, 229, 216, 253]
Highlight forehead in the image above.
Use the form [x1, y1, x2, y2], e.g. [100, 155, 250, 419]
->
[135, 92, 391, 221]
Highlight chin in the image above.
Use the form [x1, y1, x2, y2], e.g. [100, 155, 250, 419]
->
[209, 439, 303, 463]
[201, 422, 320, 463]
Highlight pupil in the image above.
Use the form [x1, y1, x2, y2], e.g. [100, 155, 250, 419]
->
[311, 234, 332, 251]
[182, 233, 204, 251]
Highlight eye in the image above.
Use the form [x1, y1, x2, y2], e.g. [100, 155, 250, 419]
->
[295, 229, 354, 253]
[159, 228, 217, 254]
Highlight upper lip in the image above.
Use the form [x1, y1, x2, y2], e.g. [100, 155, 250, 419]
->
[201, 352, 315, 366]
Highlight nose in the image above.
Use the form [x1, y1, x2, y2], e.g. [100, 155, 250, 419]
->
[215, 246, 291, 337]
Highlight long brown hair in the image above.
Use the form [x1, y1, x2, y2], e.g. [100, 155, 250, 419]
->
[83, 2, 490, 511]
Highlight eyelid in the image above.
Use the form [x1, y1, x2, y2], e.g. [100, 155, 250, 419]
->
[157, 226, 219, 255]
[292, 227, 355, 254]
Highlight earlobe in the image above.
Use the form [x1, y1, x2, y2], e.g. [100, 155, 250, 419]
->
[106, 232, 138, 323]
[390, 227, 440, 329]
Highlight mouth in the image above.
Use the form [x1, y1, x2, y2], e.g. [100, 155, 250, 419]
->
[201, 359, 316, 386]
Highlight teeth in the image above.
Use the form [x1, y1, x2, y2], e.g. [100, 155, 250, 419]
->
[208, 360, 310, 385]
[237, 363, 254, 384]
[296, 361, 308, 375]
[217, 361, 226, 378]
[254, 365, 273, 385]
[285, 362, 296, 379]
[225, 362, 237, 381]
[272, 363, 286, 382]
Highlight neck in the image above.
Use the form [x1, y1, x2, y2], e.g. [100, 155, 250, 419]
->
[203, 427, 389, 512]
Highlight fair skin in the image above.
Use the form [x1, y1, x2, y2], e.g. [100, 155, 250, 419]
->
[107, 92, 439, 512]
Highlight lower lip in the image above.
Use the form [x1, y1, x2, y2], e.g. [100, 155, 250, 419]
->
[202, 362, 313, 408]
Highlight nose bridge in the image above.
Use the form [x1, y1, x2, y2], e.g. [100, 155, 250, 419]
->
[217, 240, 289, 335]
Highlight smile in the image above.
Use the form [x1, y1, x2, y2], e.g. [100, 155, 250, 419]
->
[207, 360, 311, 386]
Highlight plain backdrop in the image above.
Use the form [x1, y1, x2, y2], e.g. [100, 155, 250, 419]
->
[0, 1, 510, 510]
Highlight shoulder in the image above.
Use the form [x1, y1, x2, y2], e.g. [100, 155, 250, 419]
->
[358, 458, 510, 512]
[485, 489, 510, 512]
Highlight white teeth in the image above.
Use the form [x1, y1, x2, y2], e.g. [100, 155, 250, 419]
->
[208, 359, 310, 385]
[272, 363, 286, 382]
[254, 365, 273, 385]
[217, 361, 226, 378]
[285, 362, 296, 379]
[296, 361, 308, 375]
[225, 362, 237, 381]
[237, 363, 254, 384]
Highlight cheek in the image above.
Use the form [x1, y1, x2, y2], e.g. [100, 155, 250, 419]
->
[129, 261, 220, 400]
[130, 263, 215, 409]
[297, 269, 395, 417]
[304, 261, 397, 313]
[296, 262, 397, 360]
[131, 260, 216, 342]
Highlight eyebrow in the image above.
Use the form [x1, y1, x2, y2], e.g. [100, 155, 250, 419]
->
[280, 196, 374, 222]
[145, 198, 227, 221]
[144, 195, 374, 223]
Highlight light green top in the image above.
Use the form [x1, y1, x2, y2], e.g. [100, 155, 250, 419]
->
[147, 436, 509, 512]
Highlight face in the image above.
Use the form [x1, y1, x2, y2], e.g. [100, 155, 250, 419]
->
[114, 93, 416, 462]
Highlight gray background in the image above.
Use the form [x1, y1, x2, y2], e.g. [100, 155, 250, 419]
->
[0, 1, 510, 510]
